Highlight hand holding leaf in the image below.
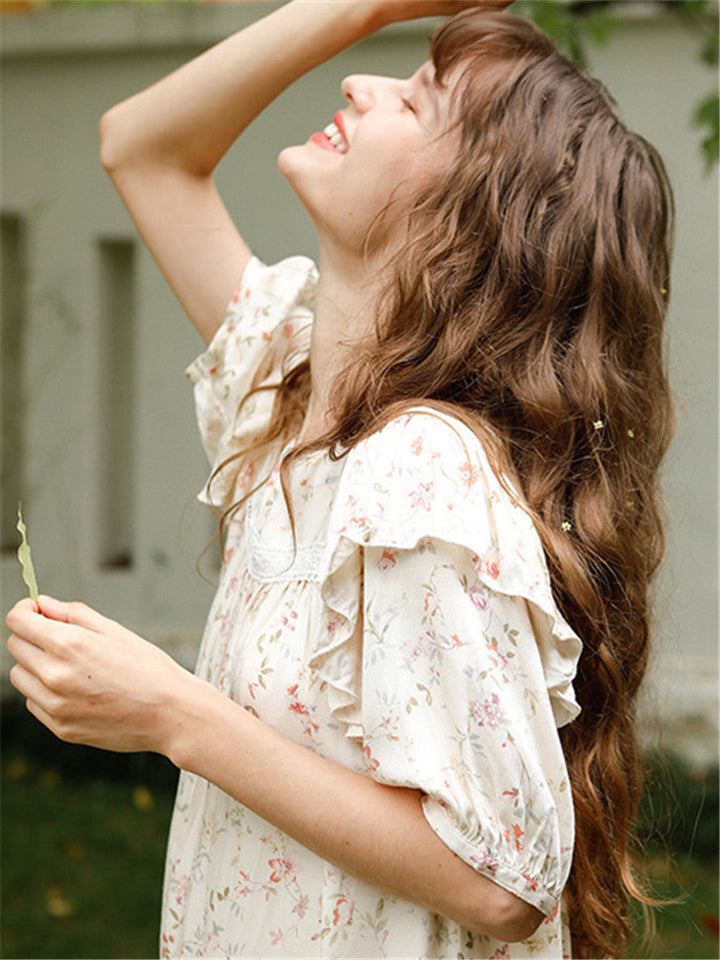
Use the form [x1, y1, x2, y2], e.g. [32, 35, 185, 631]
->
[16, 504, 39, 602]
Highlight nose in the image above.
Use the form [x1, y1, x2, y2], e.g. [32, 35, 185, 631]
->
[341, 74, 386, 113]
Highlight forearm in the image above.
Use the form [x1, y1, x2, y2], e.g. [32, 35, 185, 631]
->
[166, 674, 541, 943]
[99, 0, 385, 176]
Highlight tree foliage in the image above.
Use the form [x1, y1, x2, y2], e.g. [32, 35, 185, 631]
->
[5, 0, 718, 170]
[516, 0, 719, 172]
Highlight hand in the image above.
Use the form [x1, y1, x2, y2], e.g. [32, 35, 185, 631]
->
[5, 595, 195, 756]
[374, 0, 513, 27]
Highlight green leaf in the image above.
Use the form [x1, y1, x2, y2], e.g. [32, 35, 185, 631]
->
[16, 504, 39, 601]
[693, 92, 720, 172]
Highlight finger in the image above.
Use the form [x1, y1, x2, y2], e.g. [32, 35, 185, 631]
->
[4, 596, 38, 630]
[25, 696, 68, 741]
[37, 595, 112, 634]
[5, 603, 62, 652]
[10, 662, 60, 715]
[7, 632, 54, 676]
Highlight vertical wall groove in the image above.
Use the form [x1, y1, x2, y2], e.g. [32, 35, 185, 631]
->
[1, 213, 27, 553]
[97, 239, 136, 569]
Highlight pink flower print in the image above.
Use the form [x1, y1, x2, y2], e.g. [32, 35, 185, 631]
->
[470, 692, 504, 730]
[363, 743, 380, 772]
[281, 610, 298, 631]
[545, 902, 560, 923]
[377, 548, 397, 570]
[522, 872, 538, 891]
[269, 857, 297, 884]
[409, 481, 434, 511]
[223, 546, 234, 565]
[175, 873, 191, 906]
[283, 321, 294, 339]
[483, 558, 500, 579]
[489, 947, 511, 960]
[233, 459, 256, 495]
[502, 788, 520, 808]
[292, 894, 310, 919]
[379, 713, 400, 742]
[287, 684, 320, 735]
[411, 435, 423, 455]
[261, 329, 273, 341]
[332, 896, 355, 928]
[459, 460, 481, 487]
[468, 585, 488, 611]
[231, 285, 242, 304]
[513, 822, 525, 850]
[423, 589, 440, 616]
[234, 870, 253, 897]
[470, 850, 498, 873]
[501, 823, 524, 852]
[207, 365, 218, 376]
[486, 637, 511, 672]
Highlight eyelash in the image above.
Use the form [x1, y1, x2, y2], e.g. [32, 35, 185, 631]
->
[401, 98, 417, 114]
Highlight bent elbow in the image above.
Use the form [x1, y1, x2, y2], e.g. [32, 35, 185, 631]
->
[98, 107, 122, 174]
[471, 888, 545, 943]
[503, 900, 545, 942]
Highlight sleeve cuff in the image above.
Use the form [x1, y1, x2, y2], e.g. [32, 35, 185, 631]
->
[421, 794, 560, 916]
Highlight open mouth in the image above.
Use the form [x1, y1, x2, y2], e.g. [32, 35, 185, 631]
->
[310, 114, 349, 154]
[323, 120, 348, 153]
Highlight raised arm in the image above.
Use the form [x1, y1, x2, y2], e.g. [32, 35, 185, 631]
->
[99, 0, 385, 344]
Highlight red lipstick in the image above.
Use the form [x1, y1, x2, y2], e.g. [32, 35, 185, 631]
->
[309, 131, 337, 152]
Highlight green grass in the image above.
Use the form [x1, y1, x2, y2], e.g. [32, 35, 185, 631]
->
[1, 697, 717, 959]
[1, 701, 178, 959]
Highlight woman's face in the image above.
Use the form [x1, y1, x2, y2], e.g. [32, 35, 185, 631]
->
[278, 62, 457, 258]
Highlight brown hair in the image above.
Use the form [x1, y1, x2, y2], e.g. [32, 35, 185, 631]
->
[209, 11, 674, 957]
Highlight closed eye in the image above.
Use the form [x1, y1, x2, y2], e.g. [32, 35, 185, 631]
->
[401, 97, 417, 114]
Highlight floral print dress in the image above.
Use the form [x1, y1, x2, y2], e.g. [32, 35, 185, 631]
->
[160, 255, 583, 959]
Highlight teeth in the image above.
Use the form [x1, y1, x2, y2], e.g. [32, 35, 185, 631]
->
[323, 121, 348, 153]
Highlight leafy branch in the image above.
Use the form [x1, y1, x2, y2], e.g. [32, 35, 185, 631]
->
[515, 0, 719, 172]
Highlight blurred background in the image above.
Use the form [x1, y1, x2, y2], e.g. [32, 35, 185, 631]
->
[1, 0, 718, 957]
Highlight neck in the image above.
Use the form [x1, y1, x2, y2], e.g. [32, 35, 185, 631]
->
[297, 243, 381, 446]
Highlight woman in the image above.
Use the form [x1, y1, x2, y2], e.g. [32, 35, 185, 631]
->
[5, 1, 673, 957]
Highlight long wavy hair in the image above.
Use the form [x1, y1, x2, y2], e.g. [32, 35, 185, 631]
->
[209, 11, 674, 957]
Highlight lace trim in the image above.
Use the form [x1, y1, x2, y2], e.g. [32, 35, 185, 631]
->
[244, 490, 327, 583]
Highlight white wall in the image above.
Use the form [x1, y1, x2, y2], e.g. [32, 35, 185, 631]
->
[1, 1, 717, 763]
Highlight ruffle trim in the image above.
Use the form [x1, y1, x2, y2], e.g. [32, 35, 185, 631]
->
[309, 408, 583, 738]
[185, 255, 316, 509]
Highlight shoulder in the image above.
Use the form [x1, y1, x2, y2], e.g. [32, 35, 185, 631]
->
[227, 254, 317, 320]
[344, 405, 515, 507]
[332, 406, 530, 551]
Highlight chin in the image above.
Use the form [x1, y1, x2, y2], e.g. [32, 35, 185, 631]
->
[277, 144, 302, 179]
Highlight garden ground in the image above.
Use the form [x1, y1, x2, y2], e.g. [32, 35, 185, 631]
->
[1, 698, 717, 959]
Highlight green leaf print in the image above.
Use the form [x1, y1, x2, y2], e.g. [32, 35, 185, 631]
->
[416, 682, 433, 705]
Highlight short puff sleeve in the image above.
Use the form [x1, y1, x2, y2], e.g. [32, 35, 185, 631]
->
[185, 255, 316, 508]
[312, 409, 581, 915]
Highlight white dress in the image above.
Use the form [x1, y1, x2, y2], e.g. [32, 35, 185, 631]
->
[160, 255, 582, 959]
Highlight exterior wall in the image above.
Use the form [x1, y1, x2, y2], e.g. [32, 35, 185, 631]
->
[1, 1, 717, 764]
